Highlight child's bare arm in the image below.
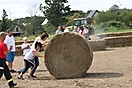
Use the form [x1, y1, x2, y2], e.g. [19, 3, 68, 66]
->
[32, 51, 43, 57]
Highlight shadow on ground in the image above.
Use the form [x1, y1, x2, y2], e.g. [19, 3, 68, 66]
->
[33, 72, 123, 81]
[32, 76, 53, 80]
[82, 72, 124, 78]
[36, 70, 47, 72]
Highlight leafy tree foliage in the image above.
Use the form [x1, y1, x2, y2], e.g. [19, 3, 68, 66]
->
[94, 4, 132, 27]
[39, 0, 71, 27]
[95, 21, 130, 34]
[109, 4, 119, 11]
[1, 9, 8, 31]
[43, 20, 56, 34]
[66, 13, 82, 26]
[14, 16, 45, 35]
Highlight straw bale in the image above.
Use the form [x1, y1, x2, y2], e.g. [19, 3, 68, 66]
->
[44, 32, 93, 79]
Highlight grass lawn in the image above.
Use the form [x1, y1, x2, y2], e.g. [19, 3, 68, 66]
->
[14, 34, 54, 41]
[95, 29, 132, 34]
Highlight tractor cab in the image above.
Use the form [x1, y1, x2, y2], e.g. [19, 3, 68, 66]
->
[74, 18, 87, 26]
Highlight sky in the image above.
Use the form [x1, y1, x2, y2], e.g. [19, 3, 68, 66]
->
[0, 0, 132, 20]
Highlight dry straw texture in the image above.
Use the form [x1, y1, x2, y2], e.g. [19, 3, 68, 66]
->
[44, 32, 93, 79]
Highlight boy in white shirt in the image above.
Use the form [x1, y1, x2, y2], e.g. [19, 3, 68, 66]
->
[18, 37, 30, 73]
[21, 37, 30, 56]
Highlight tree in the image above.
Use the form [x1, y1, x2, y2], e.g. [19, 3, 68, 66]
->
[1, 9, 8, 31]
[94, 7, 132, 26]
[66, 13, 81, 26]
[28, 4, 42, 35]
[109, 4, 119, 11]
[39, 0, 71, 27]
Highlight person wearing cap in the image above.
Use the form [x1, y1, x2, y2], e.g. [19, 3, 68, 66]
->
[4, 29, 17, 73]
[0, 32, 17, 88]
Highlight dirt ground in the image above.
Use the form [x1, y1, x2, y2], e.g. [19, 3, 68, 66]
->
[0, 46, 132, 88]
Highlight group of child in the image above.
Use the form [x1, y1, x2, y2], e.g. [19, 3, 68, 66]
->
[17, 32, 49, 80]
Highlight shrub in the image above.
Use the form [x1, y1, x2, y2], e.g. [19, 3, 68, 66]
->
[95, 21, 130, 33]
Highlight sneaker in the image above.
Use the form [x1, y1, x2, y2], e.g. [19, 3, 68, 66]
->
[17, 77, 24, 80]
[27, 75, 36, 78]
[9, 83, 17, 88]
[10, 69, 17, 73]
[31, 75, 37, 78]
[17, 71, 21, 74]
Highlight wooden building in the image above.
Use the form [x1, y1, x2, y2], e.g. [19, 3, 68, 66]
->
[12, 25, 23, 36]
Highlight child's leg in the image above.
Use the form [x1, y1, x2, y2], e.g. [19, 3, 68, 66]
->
[18, 60, 30, 78]
[27, 60, 36, 76]
[31, 56, 39, 76]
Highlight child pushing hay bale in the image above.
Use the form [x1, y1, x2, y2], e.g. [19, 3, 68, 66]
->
[44, 32, 93, 79]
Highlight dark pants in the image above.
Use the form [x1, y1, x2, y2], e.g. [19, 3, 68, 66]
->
[31, 56, 39, 76]
[22, 59, 36, 74]
[20, 57, 39, 76]
[0, 59, 14, 86]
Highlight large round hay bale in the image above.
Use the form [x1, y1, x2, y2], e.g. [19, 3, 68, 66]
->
[44, 32, 93, 79]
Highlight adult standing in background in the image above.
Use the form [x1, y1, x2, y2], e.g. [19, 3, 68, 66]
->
[56, 26, 62, 34]
[77, 26, 82, 34]
[82, 26, 89, 40]
[63, 25, 69, 32]
[0, 32, 17, 88]
[72, 26, 79, 33]
[4, 29, 17, 73]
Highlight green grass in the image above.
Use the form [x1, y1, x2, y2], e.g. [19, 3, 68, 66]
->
[106, 29, 132, 33]
[95, 29, 132, 34]
[14, 36, 36, 41]
[14, 34, 55, 41]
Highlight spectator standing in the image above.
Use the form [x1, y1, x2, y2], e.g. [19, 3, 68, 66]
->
[4, 29, 16, 73]
[72, 26, 79, 33]
[63, 25, 69, 32]
[56, 26, 62, 34]
[77, 26, 82, 34]
[82, 26, 89, 40]
[0, 32, 17, 88]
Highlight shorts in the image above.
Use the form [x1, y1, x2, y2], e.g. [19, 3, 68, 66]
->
[6, 52, 15, 62]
